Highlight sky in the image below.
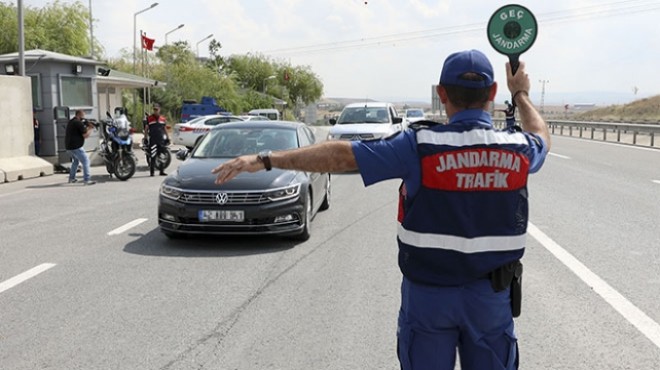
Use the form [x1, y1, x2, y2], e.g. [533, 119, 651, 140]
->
[14, 0, 660, 105]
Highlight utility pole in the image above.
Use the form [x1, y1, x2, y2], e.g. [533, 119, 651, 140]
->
[89, 0, 94, 58]
[539, 79, 549, 114]
[17, 0, 25, 76]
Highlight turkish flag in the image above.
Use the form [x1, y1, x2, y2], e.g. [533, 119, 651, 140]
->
[141, 34, 155, 51]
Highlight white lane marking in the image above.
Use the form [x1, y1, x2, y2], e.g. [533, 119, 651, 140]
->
[652, 180, 660, 185]
[548, 152, 571, 159]
[527, 222, 660, 349]
[0, 263, 56, 294]
[107, 218, 148, 236]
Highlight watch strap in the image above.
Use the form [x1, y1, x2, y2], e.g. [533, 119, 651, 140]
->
[258, 150, 272, 171]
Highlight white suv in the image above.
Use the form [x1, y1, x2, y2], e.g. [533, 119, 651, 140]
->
[327, 102, 406, 141]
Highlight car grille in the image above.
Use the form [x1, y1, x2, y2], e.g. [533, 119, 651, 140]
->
[339, 133, 376, 140]
[179, 190, 268, 205]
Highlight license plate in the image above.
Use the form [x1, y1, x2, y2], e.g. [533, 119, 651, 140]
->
[198, 210, 244, 222]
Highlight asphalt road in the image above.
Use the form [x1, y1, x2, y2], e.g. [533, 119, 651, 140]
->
[1, 132, 659, 369]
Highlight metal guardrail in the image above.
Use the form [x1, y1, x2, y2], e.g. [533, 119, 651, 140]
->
[493, 119, 660, 148]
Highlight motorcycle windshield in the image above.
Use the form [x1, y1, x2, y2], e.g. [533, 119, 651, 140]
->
[115, 115, 130, 131]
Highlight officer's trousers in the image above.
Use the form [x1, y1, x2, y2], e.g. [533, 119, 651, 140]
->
[397, 277, 518, 370]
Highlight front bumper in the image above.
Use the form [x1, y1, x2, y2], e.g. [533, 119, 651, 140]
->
[158, 195, 305, 236]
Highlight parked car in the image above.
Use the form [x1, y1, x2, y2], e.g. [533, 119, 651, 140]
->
[248, 108, 280, 120]
[158, 121, 330, 240]
[327, 102, 406, 141]
[404, 108, 426, 123]
[172, 114, 245, 149]
[239, 115, 271, 121]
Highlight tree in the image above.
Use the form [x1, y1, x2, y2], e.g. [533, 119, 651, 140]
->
[278, 64, 323, 107]
[0, 1, 100, 57]
[224, 53, 324, 111]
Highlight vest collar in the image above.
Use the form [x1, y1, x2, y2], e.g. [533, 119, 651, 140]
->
[448, 109, 492, 127]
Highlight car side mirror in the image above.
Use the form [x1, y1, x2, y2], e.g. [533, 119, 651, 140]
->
[176, 148, 189, 160]
[393, 117, 403, 124]
[329, 118, 337, 125]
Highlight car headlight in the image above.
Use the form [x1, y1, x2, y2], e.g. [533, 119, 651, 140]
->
[160, 184, 182, 200]
[327, 133, 341, 140]
[264, 184, 300, 201]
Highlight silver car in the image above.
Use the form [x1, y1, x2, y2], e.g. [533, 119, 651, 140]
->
[327, 102, 406, 141]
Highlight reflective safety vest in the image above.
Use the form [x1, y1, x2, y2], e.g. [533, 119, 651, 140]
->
[147, 114, 167, 140]
[397, 122, 532, 286]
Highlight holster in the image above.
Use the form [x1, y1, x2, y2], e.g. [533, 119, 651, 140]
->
[489, 261, 523, 318]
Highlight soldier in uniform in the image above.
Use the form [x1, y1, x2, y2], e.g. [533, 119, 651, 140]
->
[211, 50, 551, 370]
[144, 103, 170, 176]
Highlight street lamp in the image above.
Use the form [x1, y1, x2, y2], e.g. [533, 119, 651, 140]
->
[164, 24, 184, 45]
[262, 75, 276, 93]
[196, 34, 213, 58]
[133, 2, 159, 74]
[539, 79, 549, 114]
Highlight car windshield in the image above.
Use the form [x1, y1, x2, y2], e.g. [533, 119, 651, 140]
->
[193, 127, 298, 158]
[337, 107, 390, 124]
[406, 110, 424, 118]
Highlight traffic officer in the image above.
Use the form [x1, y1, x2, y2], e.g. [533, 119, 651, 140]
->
[211, 49, 551, 370]
[144, 103, 170, 176]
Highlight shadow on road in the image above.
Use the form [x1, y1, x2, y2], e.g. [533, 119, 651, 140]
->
[123, 228, 296, 258]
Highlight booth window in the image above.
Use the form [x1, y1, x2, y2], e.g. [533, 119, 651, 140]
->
[61, 76, 93, 107]
[29, 74, 42, 109]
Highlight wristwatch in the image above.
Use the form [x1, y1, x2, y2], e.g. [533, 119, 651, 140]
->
[257, 150, 273, 171]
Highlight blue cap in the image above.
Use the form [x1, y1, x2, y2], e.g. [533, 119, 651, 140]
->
[439, 49, 494, 89]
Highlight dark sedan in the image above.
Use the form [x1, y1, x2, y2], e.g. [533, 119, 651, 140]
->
[158, 121, 330, 240]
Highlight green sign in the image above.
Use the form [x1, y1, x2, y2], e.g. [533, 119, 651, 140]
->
[487, 4, 537, 56]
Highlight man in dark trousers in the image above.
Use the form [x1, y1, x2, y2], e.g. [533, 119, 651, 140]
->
[144, 103, 170, 176]
[65, 109, 95, 185]
[211, 50, 551, 369]
[33, 109, 40, 156]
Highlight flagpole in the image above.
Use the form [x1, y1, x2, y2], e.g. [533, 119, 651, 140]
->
[141, 30, 146, 119]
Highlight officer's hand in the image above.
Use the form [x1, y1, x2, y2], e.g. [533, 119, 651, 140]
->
[506, 61, 530, 96]
[212, 155, 264, 184]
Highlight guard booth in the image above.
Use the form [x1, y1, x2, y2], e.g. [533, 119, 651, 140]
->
[0, 49, 163, 167]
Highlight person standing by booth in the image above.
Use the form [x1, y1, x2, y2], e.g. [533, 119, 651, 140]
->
[32, 109, 40, 156]
[65, 109, 95, 185]
[144, 103, 170, 177]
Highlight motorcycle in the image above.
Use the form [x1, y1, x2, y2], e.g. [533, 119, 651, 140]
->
[142, 133, 172, 173]
[93, 112, 137, 181]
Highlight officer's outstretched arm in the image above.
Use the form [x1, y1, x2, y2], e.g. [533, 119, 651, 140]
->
[506, 61, 552, 151]
[213, 141, 357, 185]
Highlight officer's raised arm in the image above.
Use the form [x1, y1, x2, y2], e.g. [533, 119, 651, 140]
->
[506, 61, 552, 151]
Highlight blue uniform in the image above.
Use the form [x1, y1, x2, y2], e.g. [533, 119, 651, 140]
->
[351, 109, 547, 370]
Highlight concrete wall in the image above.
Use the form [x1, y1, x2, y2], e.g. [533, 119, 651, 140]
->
[0, 75, 32, 157]
[0, 75, 53, 182]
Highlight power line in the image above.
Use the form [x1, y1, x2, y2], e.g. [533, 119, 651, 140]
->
[263, 0, 660, 56]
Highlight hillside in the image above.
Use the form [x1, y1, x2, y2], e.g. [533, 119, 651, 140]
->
[575, 95, 660, 123]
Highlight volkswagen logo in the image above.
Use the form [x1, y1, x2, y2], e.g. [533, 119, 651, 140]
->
[215, 192, 229, 204]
